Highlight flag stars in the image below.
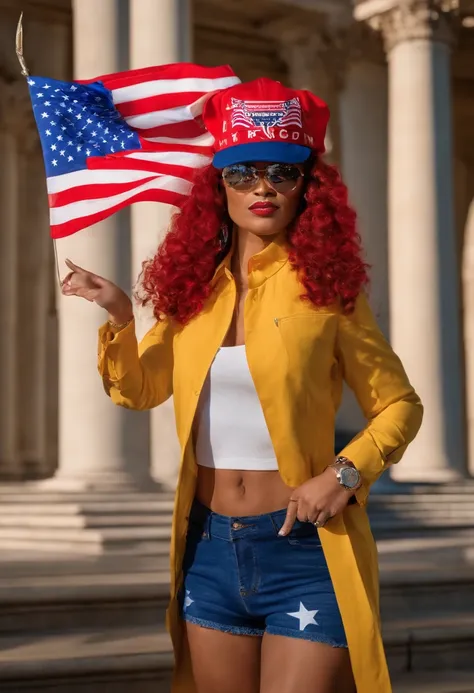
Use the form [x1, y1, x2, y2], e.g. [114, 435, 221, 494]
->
[113, 135, 118, 141]
[70, 84, 78, 91]
[43, 84, 50, 89]
[60, 150, 66, 156]
[28, 79, 35, 86]
[67, 108, 73, 114]
[76, 145, 82, 152]
[37, 92, 44, 98]
[86, 149, 92, 156]
[75, 114, 82, 120]
[45, 130, 52, 136]
[50, 144, 57, 151]
[86, 118, 93, 124]
[91, 131, 97, 137]
[57, 135, 64, 141]
[41, 112, 49, 119]
[67, 156, 73, 162]
[67, 140, 73, 147]
[51, 159, 58, 166]
[44, 101, 51, 107]
[121, 141, 125, 149]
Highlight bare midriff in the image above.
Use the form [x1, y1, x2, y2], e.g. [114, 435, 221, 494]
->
[195, 237, 296, 517]
[195, 467, 294, 517]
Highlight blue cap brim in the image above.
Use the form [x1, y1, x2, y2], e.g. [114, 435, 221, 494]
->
[212, 142, 312, 169]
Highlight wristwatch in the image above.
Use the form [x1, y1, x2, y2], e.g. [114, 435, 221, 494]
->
[328, 456, 362, 491]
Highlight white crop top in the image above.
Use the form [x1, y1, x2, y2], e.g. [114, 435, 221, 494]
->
[194, 346, 279, 471]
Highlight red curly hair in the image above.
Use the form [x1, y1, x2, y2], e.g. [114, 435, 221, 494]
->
[139, 155, 368, 324]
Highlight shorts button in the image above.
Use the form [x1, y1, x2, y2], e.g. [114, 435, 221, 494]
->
[232, 521, 243, 530]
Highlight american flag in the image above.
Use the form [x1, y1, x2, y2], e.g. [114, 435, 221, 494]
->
[27, 63, 240, 239]
[230, 97, 302, 138]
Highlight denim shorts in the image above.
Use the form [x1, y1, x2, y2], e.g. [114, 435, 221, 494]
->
[179, 499, 348, 647]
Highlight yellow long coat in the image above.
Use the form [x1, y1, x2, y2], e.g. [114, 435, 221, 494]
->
[98, 236, 423, 692]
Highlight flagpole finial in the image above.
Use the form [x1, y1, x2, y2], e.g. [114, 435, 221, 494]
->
[16, 12, 30, 78]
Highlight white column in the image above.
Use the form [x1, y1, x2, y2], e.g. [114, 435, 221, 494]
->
[463, 194, 474, 476]
[49, 0, 153, 489]
[0, 83, 20, 479]
[276, 26, 344, 166]
[358, 1, 465, 481]
[337, 60, 390, 442]
[129, 0, 191, 489]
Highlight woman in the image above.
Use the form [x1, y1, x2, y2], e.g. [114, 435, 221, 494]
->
[62, 77, 423, 693]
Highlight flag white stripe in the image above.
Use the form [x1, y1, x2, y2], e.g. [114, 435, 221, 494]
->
[125, 104, 196, 130]
[111, 75, 240, 105]
[126, 151, 211, 167]
[50, 174, 191, 225]
[146, 132, 214, 146]
[47, 167, 157, 194]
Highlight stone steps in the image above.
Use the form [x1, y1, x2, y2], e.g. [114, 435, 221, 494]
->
[0, 514, 172, 529]
[0, 614, 473, 693]
[392, 671, 474, 693]
[0, 488, 174, 552]
[0, 626, 173, 693]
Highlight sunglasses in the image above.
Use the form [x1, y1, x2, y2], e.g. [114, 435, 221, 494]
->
[221, 163, 304, 193]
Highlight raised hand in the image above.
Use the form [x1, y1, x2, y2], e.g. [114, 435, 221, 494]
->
[61, 259, 133, 324]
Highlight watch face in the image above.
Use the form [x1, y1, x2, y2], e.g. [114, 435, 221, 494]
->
[340, 466, 360, 489]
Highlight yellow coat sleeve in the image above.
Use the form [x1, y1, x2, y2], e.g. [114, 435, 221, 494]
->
[97, 318, 174, 410]
[336, 294, 423, 505]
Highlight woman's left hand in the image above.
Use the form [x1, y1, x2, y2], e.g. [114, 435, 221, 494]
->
[278, 468, 354, 536]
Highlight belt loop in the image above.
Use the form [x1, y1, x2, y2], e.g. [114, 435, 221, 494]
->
[205, 511, 212, 539]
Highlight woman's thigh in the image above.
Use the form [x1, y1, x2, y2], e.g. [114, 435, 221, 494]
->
[185, 622, 261, 693]
[260, 634, 356, 693]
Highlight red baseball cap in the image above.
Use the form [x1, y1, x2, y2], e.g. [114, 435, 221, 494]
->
[202, 77, 330, 169]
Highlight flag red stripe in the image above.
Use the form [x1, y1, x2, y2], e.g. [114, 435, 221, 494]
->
[137, 119, 205, 140]
[88, 156, 199, 182]
[51, 187, 186, 239]
[100, 63, 236, 90]
[137, 138, 212, 156]
[49, 174, 159, 207]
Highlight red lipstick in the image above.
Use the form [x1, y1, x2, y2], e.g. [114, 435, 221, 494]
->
[248, 201, 279, 217]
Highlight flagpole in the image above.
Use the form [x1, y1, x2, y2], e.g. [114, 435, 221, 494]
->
[15, 12, 29, 77]
[16, 12, 63, 286]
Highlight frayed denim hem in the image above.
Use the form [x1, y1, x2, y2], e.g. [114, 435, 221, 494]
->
[182, 614, 264, 637]
[266, 626, 348, 648]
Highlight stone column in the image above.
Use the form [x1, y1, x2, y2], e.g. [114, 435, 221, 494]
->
[0, 81, 21, 479]
[274, 22, 345, 166]
[129, 0, 191, 489]
[338, 55, 390, 443]
[357, 0, 464, 481]
[49, 0, 153, 489]
[463, 194, 474, 475]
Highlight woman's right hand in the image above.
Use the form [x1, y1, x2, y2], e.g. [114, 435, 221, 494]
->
[61, 259, 133, 324]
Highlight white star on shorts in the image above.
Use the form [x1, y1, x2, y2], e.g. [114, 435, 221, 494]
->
[287, 602, 319, 631]
[184, 590, 194, 610]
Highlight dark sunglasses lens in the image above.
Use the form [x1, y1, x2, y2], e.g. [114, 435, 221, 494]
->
[266, 164, 302, 191]
[222, 164, 258, 189]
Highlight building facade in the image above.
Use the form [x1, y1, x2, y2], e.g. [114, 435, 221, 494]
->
[0, 0, 473, 491]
